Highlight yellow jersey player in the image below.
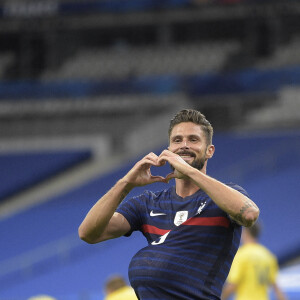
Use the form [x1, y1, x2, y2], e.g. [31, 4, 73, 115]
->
[222, 222, 287, 300]
[104, 274, 137, 300]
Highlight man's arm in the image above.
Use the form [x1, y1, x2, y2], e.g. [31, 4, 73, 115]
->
[273, 282, 288, 300]
[78, 152, 166, 244]
[78, 179, 133, 244]
[158, 150, 259, 227]
[189, 170, 259, 227]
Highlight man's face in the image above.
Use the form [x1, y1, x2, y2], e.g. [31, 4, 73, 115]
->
[168, 122, 212, 171]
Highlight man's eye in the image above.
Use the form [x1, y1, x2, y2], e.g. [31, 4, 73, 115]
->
[172, 138, 182, 143]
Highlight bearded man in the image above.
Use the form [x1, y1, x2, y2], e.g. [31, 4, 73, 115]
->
[79, 109, 260, 300]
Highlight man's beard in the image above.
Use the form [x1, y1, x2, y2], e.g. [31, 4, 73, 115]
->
[190, 156, 206, 170]
[170, 151, 206, 172]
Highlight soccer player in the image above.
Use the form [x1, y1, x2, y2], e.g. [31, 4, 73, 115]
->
[104, 274, 138, 300]
[79, 109, 260, 300]
[222, 222, 287, 300]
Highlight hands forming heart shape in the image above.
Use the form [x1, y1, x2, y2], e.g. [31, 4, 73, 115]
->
[123, 150, 192, 187]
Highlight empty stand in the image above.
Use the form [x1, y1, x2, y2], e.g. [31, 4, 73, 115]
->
[0, 52, 13, 79]
[42, 41, 240, 80]
[244, 86, 300, 130]
[0, 150, 91, 203]
[256, 38, 300, 70]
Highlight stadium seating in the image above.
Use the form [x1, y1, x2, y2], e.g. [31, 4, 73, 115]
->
[245, 86, 300, 129]
[42, 41, 240, 80]
[0, 52, 13, 79]
[0, 150, 91, 203]
[256, 38, 300, 70]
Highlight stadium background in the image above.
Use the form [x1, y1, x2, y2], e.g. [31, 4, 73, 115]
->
[0, 0, 300, 299]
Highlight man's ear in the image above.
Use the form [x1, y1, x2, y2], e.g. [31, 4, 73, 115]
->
[206, 145, 215, 159]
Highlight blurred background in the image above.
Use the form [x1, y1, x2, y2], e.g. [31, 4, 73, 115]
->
[0, 0, 299, 299]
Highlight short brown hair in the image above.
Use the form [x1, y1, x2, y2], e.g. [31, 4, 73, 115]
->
[168, 109, 213, 145]
[247, 222, 262, 239]
[105, 275, 127, 294]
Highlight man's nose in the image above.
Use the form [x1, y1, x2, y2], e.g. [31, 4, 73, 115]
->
[180, 141, 189, 149]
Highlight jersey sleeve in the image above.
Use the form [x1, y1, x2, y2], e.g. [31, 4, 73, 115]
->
[227, 182, 250, 198]
[225, 183, 250, 225]
[226, 249, 244, 284]
[116, 194, 145, 236]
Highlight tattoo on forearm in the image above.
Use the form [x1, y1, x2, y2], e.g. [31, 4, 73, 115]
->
[233, 199, 258, 226]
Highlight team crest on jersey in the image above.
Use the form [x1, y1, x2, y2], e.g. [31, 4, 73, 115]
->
[174, 211, 188, 226]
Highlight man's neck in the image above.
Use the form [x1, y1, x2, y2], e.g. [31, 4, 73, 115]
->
[244, 237, 258, 245]
[174, 167, 206, 198]
[175, 179, 200, 198]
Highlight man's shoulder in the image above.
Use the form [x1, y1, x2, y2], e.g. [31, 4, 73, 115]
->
[241, 243, 275, 258]
[256, 244, 278, 261]
[234, 244, 253, 262]
[225, 182, 244, 190]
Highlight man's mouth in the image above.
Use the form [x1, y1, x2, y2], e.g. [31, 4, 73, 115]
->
[177, 152, 196, 159]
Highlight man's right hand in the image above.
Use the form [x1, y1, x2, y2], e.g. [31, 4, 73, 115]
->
[122, 152, 167, 187]
[79, 152, 167, 244]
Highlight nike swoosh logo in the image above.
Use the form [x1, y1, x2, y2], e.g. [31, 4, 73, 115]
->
[150, 210, 167, 217]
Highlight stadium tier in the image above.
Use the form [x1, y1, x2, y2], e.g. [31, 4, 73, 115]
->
[41, 42, 240, 80]
[1, 66, 300, 100]
[0, 150, 91, 203]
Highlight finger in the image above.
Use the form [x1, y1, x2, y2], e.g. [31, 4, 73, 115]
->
[150, 175, 168, 183]
[140, 158, 160, 168]
[145, 152, 159, 161]
[148, 152, 159, 158]
[165, 172, 176, 183]
[156, 158, 166, 166]
[157, 155, 171, 165]
[143, 154, 160, 166]
[151, 175, 166, 180]
[158, 149, 173, 159]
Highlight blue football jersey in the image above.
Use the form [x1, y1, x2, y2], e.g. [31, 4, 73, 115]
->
[116, 184, 248, 300]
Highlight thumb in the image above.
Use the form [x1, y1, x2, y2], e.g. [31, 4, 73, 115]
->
[165, 172, 176, 183]
[150, 175, 167, 183]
